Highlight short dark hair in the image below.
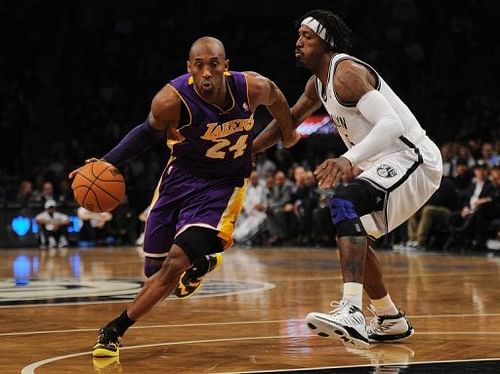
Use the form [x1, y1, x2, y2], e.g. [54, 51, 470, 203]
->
[296, 9, 352, 53]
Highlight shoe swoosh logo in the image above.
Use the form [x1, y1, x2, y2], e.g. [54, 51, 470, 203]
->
[316, 315, 338, 324]
[177, 283, 189, 296]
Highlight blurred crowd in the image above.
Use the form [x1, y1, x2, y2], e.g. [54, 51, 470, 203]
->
[1, 1, 499, 251]
[6, 140, 500, 252]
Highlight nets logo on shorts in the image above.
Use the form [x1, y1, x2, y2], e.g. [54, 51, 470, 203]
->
[376, 164, 397, 178]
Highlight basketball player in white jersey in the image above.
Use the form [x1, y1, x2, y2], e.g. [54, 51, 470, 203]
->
[253, 9, 443, 348]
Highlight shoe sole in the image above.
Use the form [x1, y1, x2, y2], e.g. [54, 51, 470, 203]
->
[92, 347, 119, 357]
[368, 327, 415, 343]
[92, 356, 120, 370]
[306, 313, 369, 348]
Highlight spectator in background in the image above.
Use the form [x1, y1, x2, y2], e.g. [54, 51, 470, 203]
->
[135, 206, 150, 247]
[32, 181, 56, 206]
[57, 178, 76, 207]
[453, 159, 474, 204]
[456, 144, 476, 169]
[292, 170, 319, 246]
[481, 142, 499, 168]
[109, 196, 137, 245]
[274, 147, 294, 174]
[312, 187, 336, 247]
[449, 160, 497, 250]
[467, 139, 482, 161]
[35, 199, 70, 249]
[486, 166, 500, 249]
[264, 172, 275, 195]
[16, 180, 36, 206]
[233, 171, 268, 244]
[77, 207, 113, 245]
[406, 176, 460, 250]
[440, 143, 455, 177]
[283, 166, 307, 242]
[255, 152, 276, 180]
[266, 170, 294, 245]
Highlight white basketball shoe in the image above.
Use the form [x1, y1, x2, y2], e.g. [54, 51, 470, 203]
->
[366, 306, 414, 343]
[306, 300, 369, 348]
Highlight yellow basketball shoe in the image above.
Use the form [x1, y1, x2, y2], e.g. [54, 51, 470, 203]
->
[175, 253, 223, 299]
[92, 327, 121, 357]
[92, 356, 121, 372]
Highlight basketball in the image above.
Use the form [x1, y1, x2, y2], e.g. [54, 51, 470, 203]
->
[71, 161, 125, 213]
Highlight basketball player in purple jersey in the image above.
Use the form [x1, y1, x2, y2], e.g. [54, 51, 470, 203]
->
[81, 36, 300, 357]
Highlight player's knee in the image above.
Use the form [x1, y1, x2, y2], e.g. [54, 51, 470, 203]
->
[162, 246, 191, 275]
[144, 256, 165, 278]
[330, 196, 367, 237]
[173, 226, 223, 264]
[330, 195, 359, 224]
[153, 247, 191, 285]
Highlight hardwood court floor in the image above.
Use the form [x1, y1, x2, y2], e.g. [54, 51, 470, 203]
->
[1, 246, 500, 373]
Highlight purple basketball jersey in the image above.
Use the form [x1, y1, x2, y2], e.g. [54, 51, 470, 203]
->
[168, 71, 254, 180]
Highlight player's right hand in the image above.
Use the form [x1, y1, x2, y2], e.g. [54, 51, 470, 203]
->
[68, 157, 101, 179]
[314, 156, 353, 188]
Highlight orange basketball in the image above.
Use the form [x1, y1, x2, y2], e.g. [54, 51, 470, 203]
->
[71, 161, 125, 213]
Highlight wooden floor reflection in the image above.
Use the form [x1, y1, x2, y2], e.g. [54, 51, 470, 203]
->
[1, 246, 499, 373]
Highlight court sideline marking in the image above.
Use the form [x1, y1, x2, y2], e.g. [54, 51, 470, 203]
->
[222, 357, 500, 374]
[3, 312, 500, 337]
[1, 271, 496, 309]
[21, 334, 311, 374]
[20, 334, 500, 374]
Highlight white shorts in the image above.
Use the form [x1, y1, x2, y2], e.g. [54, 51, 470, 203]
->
[356, 136, 442, 238]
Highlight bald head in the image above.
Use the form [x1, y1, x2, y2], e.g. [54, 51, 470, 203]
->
[187, 36, 229, 99]
[189, 36, 226, 60]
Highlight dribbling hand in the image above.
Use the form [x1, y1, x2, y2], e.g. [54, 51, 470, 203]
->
[68, 157, 101, 179]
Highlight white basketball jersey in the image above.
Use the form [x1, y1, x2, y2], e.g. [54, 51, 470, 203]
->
[316, 53, 443, 238]
[316, 53, 426, 169]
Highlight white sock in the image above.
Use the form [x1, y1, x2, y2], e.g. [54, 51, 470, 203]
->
[370, 293, 399, 316]
[342, 282, 363, 309]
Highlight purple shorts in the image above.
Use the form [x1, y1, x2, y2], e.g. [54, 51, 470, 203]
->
[143, 163, 247, 257]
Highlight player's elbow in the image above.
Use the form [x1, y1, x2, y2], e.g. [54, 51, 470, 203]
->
[290, 111, 301, 128]
[377, 113, 404, 141]
[388, 115, 404, 138]
[264, 77, 289, 109]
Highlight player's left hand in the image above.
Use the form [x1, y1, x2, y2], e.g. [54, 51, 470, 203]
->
[342, 165, 363, 183]
[314, 156, 353, 188]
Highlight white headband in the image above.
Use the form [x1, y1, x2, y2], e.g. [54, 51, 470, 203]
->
[301, 16, 335, 47]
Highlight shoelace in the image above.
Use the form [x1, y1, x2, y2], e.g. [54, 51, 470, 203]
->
[328, 300, 349, 315]
[96, 329, 121, 347]
[327, 300, 365, 326]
